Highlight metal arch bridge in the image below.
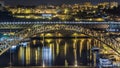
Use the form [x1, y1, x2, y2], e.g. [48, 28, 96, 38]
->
[0, 24, 120, 56]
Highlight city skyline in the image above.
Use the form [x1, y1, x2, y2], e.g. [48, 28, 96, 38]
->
[3, 0, 120, 6]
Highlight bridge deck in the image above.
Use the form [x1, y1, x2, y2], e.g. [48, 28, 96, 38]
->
[0, 22, 120, 24]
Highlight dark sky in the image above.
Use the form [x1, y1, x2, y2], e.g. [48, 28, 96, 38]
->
[3, 0, 120, 6]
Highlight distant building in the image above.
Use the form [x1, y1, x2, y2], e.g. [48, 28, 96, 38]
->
[98, 2, 119, 9]
[110, 2, 118, 8]
[98, 2, 109, 9]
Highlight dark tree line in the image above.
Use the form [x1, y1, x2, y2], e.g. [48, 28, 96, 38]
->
[0, 8, 14, 21]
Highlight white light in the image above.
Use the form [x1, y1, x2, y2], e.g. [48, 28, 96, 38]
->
[21, 42, 27, 46]
[42, 63, 45, 67]
[11, 46, 16, 49]
[74, 64, 78, 67]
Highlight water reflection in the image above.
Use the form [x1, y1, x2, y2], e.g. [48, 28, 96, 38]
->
[42, 47, 52, 66]
[0, 38, 104, 66]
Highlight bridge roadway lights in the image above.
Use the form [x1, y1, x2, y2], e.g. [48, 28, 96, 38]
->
[0, 22, 120, 24]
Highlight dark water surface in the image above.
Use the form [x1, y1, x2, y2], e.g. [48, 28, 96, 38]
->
[0, 38, 102, 67]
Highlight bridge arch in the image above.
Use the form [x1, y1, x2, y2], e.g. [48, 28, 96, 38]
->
[15, 25, 120, 54]
[0, 24, 120, 56]
[23, 25, 99, 37]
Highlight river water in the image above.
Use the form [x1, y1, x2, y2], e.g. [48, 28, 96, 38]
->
[0, 37, 103, 67]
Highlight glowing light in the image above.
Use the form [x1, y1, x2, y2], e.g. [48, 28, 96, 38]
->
[40, 34, 44, 36]
[56, 41, 59, 55]
[3, 33, 7, 35]
[58, 33, 62, 37]
[45, 39, 53, 43]
[35, 50, 38, 64]
[96, 18, 104, 21]
[74, 64, 78, 67]
[18, 46, 24, 64]
[89, 18, 92, 21]
[20, 42, 28, 46]
[64, 8, 69, 14]
[42, 47, 52, 66]
[45, 33, 53, 37]
[72, 33, 78, 37]
[26, 16, 31, 19]
[25, 9, 31, 14]
[15, 16, 25, 18]
[26, 46, 30, 64]
[42, 63, 45, 67]
[74, 60, 78, 67]
[65, 59, 68, 66]
[64, 43, 67, 56]
[93, 11, 96, 13]
[28, 28, 31, 31]
[75, 18, 80, 21]
[11, 46, 17, 49]
[80, 39, 84, 57]
[33, 40, 36, 45]
[10, 32, 15, 35]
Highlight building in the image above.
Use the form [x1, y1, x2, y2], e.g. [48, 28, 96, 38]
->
[110, 2, 118, 8]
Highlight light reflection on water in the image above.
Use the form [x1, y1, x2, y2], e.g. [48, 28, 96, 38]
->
[11, 38, 103, 66]
[0, 38, 104, 67]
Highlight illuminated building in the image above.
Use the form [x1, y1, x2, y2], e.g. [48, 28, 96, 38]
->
[110, 2, 118, 8]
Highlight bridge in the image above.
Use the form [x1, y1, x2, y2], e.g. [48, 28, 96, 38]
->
[0, 22, 120, 33]
[0, 22, 120, 57]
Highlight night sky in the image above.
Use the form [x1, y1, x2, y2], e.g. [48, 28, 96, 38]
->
[3, 0, 120, 6]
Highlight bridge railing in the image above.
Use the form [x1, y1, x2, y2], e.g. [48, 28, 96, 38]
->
[0, 22, 120, 24]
